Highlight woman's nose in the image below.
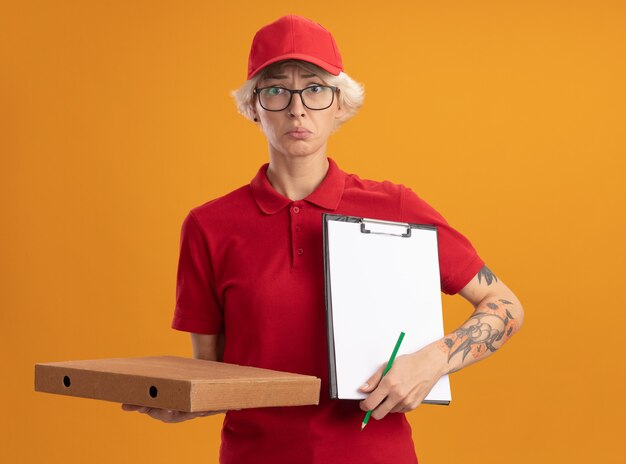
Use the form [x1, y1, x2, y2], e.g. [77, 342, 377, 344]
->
[288, 91, 306, 117]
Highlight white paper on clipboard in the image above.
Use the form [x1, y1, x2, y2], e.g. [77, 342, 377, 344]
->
[322, 213, 451, 405]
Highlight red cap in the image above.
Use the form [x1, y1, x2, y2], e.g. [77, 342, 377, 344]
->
[247, 15, 344, 80]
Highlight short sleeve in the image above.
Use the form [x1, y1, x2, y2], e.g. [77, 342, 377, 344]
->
[171, 211, 224, 334]
[401, 186, 484, 295]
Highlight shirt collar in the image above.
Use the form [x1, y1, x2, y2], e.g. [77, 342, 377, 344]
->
[250, 157, 346, 215]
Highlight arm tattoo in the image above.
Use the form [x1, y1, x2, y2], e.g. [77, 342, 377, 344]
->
[477, 265, 498, 285]
[438, 299, 518, 364]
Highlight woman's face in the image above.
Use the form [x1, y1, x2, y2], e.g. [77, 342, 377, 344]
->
[253, 64, 344, 160]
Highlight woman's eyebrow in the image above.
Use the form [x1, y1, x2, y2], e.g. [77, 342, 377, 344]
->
[265, 73, 318, 80]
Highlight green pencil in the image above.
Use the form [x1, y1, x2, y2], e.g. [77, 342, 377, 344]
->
[361, 331, 405, 431]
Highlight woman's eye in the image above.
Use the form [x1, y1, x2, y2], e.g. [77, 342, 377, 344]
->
[307, 85, 322, 93]
[266, 87, 284, 96]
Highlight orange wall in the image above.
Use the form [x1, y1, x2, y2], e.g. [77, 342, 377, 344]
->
[2, 1, 624, 462]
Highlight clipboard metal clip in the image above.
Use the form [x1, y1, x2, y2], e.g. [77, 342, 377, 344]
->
[360, 218, 412, 237]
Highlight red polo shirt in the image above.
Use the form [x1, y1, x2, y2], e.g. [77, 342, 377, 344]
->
[172, 157, 484, 464]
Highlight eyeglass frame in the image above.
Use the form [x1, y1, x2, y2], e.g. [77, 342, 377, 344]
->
[253, 85, 339, 112]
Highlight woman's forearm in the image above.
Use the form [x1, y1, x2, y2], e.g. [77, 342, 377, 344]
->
[436, 295, 524, 374]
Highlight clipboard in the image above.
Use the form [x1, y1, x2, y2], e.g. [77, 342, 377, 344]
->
[322, 213, 451, 405]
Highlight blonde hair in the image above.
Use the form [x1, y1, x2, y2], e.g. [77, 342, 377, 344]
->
[231, 59, 365, 132]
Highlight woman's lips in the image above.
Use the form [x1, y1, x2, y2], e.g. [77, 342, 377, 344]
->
[286, 129, 311, 139]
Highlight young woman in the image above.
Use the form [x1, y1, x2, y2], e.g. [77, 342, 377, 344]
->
[123, 14, 524, 464]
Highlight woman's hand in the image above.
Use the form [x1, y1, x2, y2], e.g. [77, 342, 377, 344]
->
[358, 342, 448, 420]
[121, 404, 231, 423]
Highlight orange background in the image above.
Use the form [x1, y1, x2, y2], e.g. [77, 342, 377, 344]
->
[2, 1, 625, 462]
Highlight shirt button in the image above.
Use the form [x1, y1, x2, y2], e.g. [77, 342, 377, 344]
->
[293, 206, 300, 213]
[295, 225, 302, 232]
[297, 248, 304, 255]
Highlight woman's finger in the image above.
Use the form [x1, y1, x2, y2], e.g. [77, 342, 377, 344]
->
[122, 403, 232, 422]
[121, 404, 145, 412]
[359, 364, 386, 393]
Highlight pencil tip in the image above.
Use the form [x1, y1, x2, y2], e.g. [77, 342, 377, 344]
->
[361, 422, 366, 431]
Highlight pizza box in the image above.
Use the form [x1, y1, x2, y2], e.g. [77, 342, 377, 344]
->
[35, 356, 321, 412]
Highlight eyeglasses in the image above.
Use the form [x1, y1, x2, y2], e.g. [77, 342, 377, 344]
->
[253, 85, 339, 111]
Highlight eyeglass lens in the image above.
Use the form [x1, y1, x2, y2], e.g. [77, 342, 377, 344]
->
[258, 86, 334, 111]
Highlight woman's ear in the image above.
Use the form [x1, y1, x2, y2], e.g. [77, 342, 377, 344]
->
[334, 104, 345, 119]
[333, 88, 345, 119]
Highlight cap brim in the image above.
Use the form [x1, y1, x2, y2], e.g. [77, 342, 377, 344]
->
[248, 53, 342, 79]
